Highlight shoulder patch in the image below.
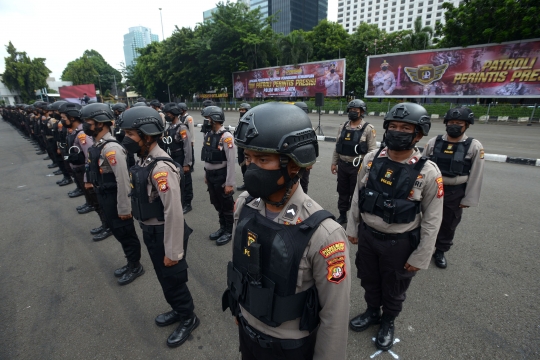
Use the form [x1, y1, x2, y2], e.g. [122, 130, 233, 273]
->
[479, 149, 485, 159]
[106, 150, 117, 166]
[180, 129, 188, 139]
[153, 171, 168, 180]
[77, 132, 86, 144]
[157, 178, 169, 192]
[371, 128, 376, 137]
[326, 256, 346, 284]
[319, 242, 345, 258]
[436, 176, 444, 198]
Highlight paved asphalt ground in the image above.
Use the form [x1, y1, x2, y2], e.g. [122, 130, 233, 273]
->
[0, 117, 539, 360]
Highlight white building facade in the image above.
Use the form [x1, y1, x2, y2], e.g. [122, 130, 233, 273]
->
[123, 26, 159, 67]
[337, 0, 460, 34]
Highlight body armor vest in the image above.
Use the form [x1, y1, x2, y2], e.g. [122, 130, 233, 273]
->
[129, 157, 179, 222]
[360, 150, 427, 224]
[160, 125, 185, 164]
[52, 120, 61, 142]
[201, 132, 227, 163]
[430, 136, 473, 178]
[66, 129, 86, 165]
[336, 121, 369, 156]
[225, 201, 334, 331]
[88, 140, 119, 190]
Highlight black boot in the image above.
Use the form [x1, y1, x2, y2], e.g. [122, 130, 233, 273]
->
[53, 169, 63, 176]
[92, 228, 112, 241]
[117, 263, 144, 285]
[90, 225, 105, 235]
[375, 314, 395, 351]
[216, 232, 232, 246]
[58, 177, 73, 186]
[78, 204, 95, 214]
[47, 163, 58, 169]
[209, 216, 226, 240]
[114, 263, 129, 278]
[336, 211, 348, 225]
[433, 249, 447, 269]
[349, 307, 381, 332]
[166, 313, 199, 348]
[76, 203, 89, 211]
[155, 310, 182, 327]
[69, 188, 84, 198]
[182, 203, 192, 214]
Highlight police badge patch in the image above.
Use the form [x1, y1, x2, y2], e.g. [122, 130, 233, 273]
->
[326, 256, 346, 284]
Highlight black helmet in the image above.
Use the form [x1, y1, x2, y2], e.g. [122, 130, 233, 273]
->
[293, 102, 309, 113]
[163, 102, 181, 116]
[177, 102, 188, 112]
[239, 103, 251, 111]
[59, 102, 82, 118]
[50, 101, 67, 111]
[384, 102, 431, 136]
[149, 99, 161, 108]
[111, 103, 127, 113]
[132, 101, 148, 107]
[202, 99, 215, 108]
[80, 103, 115, 122]
[234, 102, 318, 167]
[201, 106, 225, 123]
[46, 103, 55, 111]
[36, 102, 50, 110]
[88, 99, 97, 104]
[347, 99, 367, 113]
[117, 107, 165, 136]
[444, 107, 475, 125]
[136, 97, 146, 103]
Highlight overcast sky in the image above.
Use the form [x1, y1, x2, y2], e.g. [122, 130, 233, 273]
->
[0, 0, 338, 80]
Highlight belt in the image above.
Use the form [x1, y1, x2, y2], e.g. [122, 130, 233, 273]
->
[140, 223, 165, 233]
[363, 223, 413, 241]
[239, 316, 311, 350]
[205, 167, 227, 174]
[444, 183, 466, 191]
[339, 158, 356, 165]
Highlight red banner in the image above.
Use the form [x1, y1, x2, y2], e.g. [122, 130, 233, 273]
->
[365, 39, 540, 98]
[58, 84, 97, 104]
[233, 59, 346, 98]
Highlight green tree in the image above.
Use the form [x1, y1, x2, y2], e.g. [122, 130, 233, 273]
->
[435, 0, 540, 48]
[304, 20, 349, 61]
[279, 30, 312, 65]
[130, 42, 169, 101]
[61, 54, 98, 85]
[3, 41, 50, 102]
[404, 17, 434, 50]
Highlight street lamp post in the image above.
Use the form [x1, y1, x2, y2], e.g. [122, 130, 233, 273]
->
[159, 7, 172, 103]
[96, 75, 103, 102]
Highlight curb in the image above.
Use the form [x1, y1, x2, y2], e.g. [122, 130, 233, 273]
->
[197, 124, 539, 167]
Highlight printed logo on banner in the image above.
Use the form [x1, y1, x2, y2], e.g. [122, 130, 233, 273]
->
[404, 63, 449, 86]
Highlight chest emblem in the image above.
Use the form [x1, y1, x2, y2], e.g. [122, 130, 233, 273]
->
[381, 169, 393, 186]
[247, 230, 257, 246]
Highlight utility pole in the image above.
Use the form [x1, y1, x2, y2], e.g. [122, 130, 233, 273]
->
[159, 7, 171, 102]
[113, 74, 118, 98]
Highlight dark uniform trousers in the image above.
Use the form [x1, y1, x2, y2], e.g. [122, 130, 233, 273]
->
[238, 317, 317, 360]
[435, 184, 466, 252]
[141, 225, 194, 319]
[71, 167, 86, 193]
[337, 159, 359, 212]
[356, 223, 416, 317]
[96, 190, 141, 263]
[86, 186, 106, 229]
[183, 170, 193, 205]
[206, 168, 234, 231]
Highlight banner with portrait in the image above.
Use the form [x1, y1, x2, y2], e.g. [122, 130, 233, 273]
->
[232, 59, 346, 98]
[365, 39, 540, 98]
[58, 84, 97, 104]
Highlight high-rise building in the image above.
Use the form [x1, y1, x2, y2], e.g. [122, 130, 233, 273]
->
[203, 7, 218, 22]
[123, 26, 159, 67]
[337, 0, 459, 35]
[250, 0, 327, 35]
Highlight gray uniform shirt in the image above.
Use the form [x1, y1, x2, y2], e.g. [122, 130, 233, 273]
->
[346, 147, 444, 269]
[423, 133, 484, 207]
[203, 127, 236, 187]
[234, 187, 351, 360]
[181, 113, 195, 145]
[373, 70, 396, 95]
[325, 73, 341, 96]
[332, 119, 378, 164]
[96, 133, 131, 215]
[74, 126, 94, 181]
[139, 145, 185, 261]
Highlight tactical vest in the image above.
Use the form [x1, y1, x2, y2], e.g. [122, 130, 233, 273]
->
[160, 125, 185, 164]
[129, 157, 180, 222]
[430, 136, 473, 177]
[87, 140, 119, 191]
[360, 149, 427, 224]
[52, 120, 62, 142]
[66, 129, 86, 165]
[201, 132, 227, 163]
[336, 121, 369, 156]
[224, 201, 334, 332]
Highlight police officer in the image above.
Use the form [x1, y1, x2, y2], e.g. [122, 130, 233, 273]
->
[294, 102, 314, 194]
[111, 103, 135, 168]
[161, 102, 193, 213]
[50, 101, 74, 186]
[150, 99, 166, 125]
[423, 107, 484, 269]
[201, 106, 236, 246]
[178, 102, 196, 178]
[236, 103, 251, 191]
[223, 102, 351, 359]
[118, 106, 198, 348]
[331, 99, 377, 225]
[81, 103, 144, 284]
[346, 103, 443, 351]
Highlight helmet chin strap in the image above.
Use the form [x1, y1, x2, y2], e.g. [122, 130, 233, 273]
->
[263, 156, 304, 207]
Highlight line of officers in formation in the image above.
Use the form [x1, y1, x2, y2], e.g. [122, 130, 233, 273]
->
[1, 98, 484, 359]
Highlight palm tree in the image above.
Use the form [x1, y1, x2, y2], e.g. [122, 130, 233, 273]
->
[279, 31, 313, 65]
[406, 17, 434, 50]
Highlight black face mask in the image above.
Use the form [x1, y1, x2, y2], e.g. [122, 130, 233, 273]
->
[61, 119, 69, 128]
[385, 130, 416, 151]
[331, 69, 335, 74]
[446, 124, 465, 138]
[239, 112, 246, 119]
[201, 119, 212, 133]
[82, 122, 94, 137]
[53, 113, 61, 120]
[348, 111, 360, 121]
[244, 163, 287, 199]
[165, 114, 174, 123]
[382, 66, 388, 71]
[122, 136, 142, 155]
